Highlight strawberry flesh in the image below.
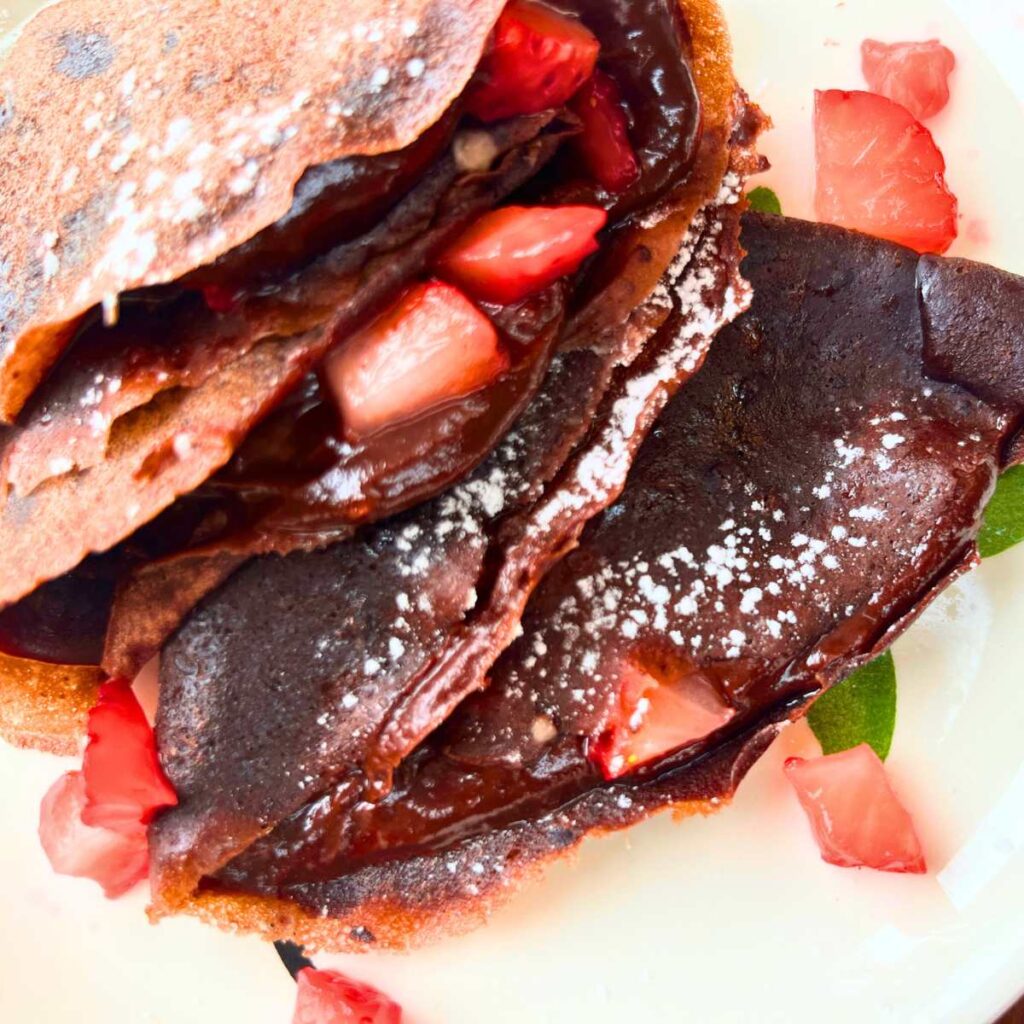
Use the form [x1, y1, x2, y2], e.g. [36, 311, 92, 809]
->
[861, 39, 956, 122]
[81, 678, 178, 836]
[436, 205, 606, 304]
[201, 284, 241, 314]
[785, 744, 927, 874]
[466, 0, 599, 123]
[325, 282, 508, 439]
[293, 967, 402, 1024]
[38, 772, 149, 899]
[570, 71, 641, 193]
[591, 662, 735, 780]
[814, 89, 958, 254]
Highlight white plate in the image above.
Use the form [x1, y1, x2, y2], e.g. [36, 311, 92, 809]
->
[1, 1, 1023, 1021]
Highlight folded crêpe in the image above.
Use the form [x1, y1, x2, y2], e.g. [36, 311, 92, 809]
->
[0, 0, 758, 749]
[153, 215, 1024, 950]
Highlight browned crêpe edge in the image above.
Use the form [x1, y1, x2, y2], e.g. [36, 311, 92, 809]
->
[0, 332, 319, 608]
[102, 551, 248, 686]
[0, 651, 99, 756]
[151, 725, 774, 953]
[0, 0, 505, 421]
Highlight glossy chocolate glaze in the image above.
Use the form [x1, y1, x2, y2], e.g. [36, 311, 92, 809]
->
[212, 215, 1024, 902]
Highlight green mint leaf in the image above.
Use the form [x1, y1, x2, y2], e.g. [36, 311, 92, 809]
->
[746, 186, 782, 216]
[807, 651, 897, 761]
[978, 465, 1024, 559]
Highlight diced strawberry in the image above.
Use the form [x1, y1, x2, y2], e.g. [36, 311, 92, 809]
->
[814, 89, 958, 255]
[201, 284, 240, 314]
[293, 967, 402, 1024]
[81, 679, 177, 836]
[569, 71, 640, 193]
[861, 39, 956, 122]
[466, 0, 599, 123]
[326, 282, 508, 438]
[591, 662, 736, 780]
[785, 744, 927, 874]
[436, 205, 606, 304]
[38, 772, 149, 899]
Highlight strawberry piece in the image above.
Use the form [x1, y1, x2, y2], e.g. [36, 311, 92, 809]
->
[569, 71, 640, 193]
[201, 284, 240, 314]
[326, 282, 508, 438]
[38, 772, 149, 899]
[785, 744, 927, 874]
[591, 662, 735, 780]
[81, 679, 177, 836]
[814, 89, 958, 254]
[436, 205, 606, 304]
[861, 39, 956, 122]
[466, 0, 599, 123]
[293, 967, 402, 1024]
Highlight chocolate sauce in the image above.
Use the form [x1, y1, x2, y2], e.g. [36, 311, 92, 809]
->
[204, 284, 568, 547]
[546, 0, 701, 218]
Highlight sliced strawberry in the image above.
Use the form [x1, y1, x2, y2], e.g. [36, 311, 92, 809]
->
[81, 679, 177, 836]
[293, 967, 402, 1024]
[814, 89, 958, 254]
[569, 71, 640, 193]
[466, 0, 599, 123]
[785, 744, 927, 874]
[861, 39, 956, 122]
[436, 205, 606, 304]
[591, 662, 735, 780]
[326, 282, 508, 439]
[38, 772, 149, 899]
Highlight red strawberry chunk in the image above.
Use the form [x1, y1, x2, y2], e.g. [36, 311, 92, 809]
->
[785, 744, 927, 874]
[570, 71, 640, 193]
[436, 205, 606, 304]
[591, 662, 736, 780]
[466, 0, 599, 123]
[293, 967, 402, 1024]
[861, 39, 956, 122]
[201, 284, 241, 314]
[38, 772, 149, 899]
[81, 679, 178, 836]
[326, 282, 507, 438]
[814, 89, 958, 254]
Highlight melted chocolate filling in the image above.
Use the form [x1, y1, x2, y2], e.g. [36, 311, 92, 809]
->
[120, 0, 702, 572]
[541, 0, 700, 217]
